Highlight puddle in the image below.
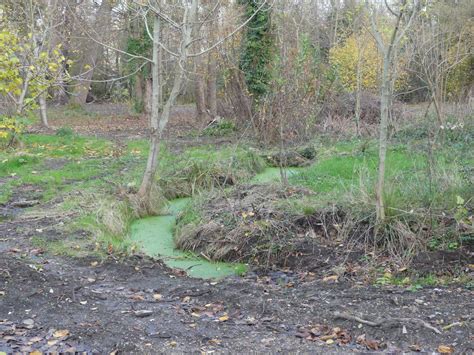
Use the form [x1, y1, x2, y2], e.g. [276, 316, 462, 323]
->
[130, 167, 302, 279]
[250, 167, 302, 184]
[130, 198, 246, 279]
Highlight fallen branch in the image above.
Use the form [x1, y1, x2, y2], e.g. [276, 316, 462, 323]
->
[334, 311, 442, 334]
[11, 200, 40, 208]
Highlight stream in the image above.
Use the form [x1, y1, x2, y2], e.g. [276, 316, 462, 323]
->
[130, 167, 301, 279]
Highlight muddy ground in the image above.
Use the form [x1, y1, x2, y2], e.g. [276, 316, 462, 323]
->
[1, 185, 473, 354]
[1, 106, 473, 353]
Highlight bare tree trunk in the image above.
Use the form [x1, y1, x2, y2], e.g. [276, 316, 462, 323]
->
[138, 0, 199, 204]
[376, 58, 390, 222]
[206, 53, 218, 119]
[39, 93, 49, 128]
[355, 62, 362, 136]
[71, 0, 111, 105]
[145, 78, 152, 116]
[138, 15, 162, 200]
[17, 72, 32, 114]
[366, 0, 417, 223]
[134, 74, 144, 105]
[195, 72, 207, 119]
[71, 63, 95, 104]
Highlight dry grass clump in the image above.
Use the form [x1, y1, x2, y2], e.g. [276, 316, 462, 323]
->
[175, 184, 354, 269]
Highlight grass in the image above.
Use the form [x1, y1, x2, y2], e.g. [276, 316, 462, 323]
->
[176, 126, 472, 267]
[289, 138, 471, 213]
[156, 144, 266, 198]
[2, 108, 471, 269]
[1, 131, 268, 257]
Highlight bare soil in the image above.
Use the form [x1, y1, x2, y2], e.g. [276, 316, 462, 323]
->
[1, 187, 473, 353]
[2, 107, 473, 353]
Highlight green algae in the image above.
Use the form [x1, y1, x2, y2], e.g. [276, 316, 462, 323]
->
[130, 198, 246, 279]
[250, 167, 302, 184]
[130, 168, 303, 280]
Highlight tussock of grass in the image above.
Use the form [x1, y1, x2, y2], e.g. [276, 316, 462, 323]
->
[157, 145, 266, 198]
[176, 132, 473, 267]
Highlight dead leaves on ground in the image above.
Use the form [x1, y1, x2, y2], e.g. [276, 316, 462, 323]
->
[356, 334, 385, 351]
[296, 324, 352, 345]
[438, 345, 455, 354]
[296, 324, 386, 350]
[1, 319, 74, 353]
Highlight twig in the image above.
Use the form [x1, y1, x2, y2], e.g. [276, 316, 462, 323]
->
[334, 311, 442, 334]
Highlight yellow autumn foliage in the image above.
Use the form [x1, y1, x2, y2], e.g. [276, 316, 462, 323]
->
[0, 29, 65, 112]
[329, 33, 381, 92]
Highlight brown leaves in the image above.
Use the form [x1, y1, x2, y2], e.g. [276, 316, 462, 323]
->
[129, 294, 145, 301]
[296, 325, 351, 345]
[322, 275, 338, 283]
[218, 314, 229, 322]
[0, 320, 73, 353]
[52, 329, 69, 338]
[356, 334, 385, 351]
[437, 345, 454, 354]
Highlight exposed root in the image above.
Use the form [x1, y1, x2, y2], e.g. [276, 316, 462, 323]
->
[333, 311, 442, 334]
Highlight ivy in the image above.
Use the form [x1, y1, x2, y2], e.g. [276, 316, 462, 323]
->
[238, 0, 274, 101]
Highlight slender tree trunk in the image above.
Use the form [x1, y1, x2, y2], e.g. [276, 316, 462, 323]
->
[39, 93, 49, 128]
[376, 57, 391, 222]
[144, 78, 153, 116]
[206, 53, 218, 118]
[138, 15, 162, 199]
[138, 0, 199, 203]
[355, 61, 362, 136]
[71, 0, 111, 105]
[134, 75, 144, 103]
[195, 73, 207, 119]
[17, 72, 32, 114]
[71, 64, 95, 104]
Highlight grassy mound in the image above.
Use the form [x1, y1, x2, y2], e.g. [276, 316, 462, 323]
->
[156, 145, 266, 198]
[175, 137, 473, 270]
[175, 184, 360, 271]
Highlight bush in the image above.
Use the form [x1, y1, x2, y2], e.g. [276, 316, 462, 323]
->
[202, 119, 236, 137]
[0, 116, 23, 148]
[55, 127, 75, 137]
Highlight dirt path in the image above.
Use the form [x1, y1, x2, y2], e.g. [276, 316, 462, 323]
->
[1, 213, 473, 353]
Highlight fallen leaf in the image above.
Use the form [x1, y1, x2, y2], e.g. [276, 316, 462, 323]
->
[437, 345, 454, 354]
[153, 293, 162, 301]
[323, 275, 338, 282]
[90, 261, 98, 267]
[218, 314, 229, 322]
[53, 329, 70, 338]
[366, 339, 382, 351]
[208, 339, 221, 345]
[129, 294, 144, 301]
[320, 334, 336, 341]
[47, 339, 59, 346]
[326, 339, 334, 345]
[409, 344, 422, 352]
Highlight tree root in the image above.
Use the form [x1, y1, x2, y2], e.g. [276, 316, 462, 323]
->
[334, 311, 442, 334]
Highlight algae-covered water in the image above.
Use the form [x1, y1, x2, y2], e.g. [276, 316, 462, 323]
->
[130, 167, 301, 279]
[130, 198, 246, 279]
[250, 167, 302, 183]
